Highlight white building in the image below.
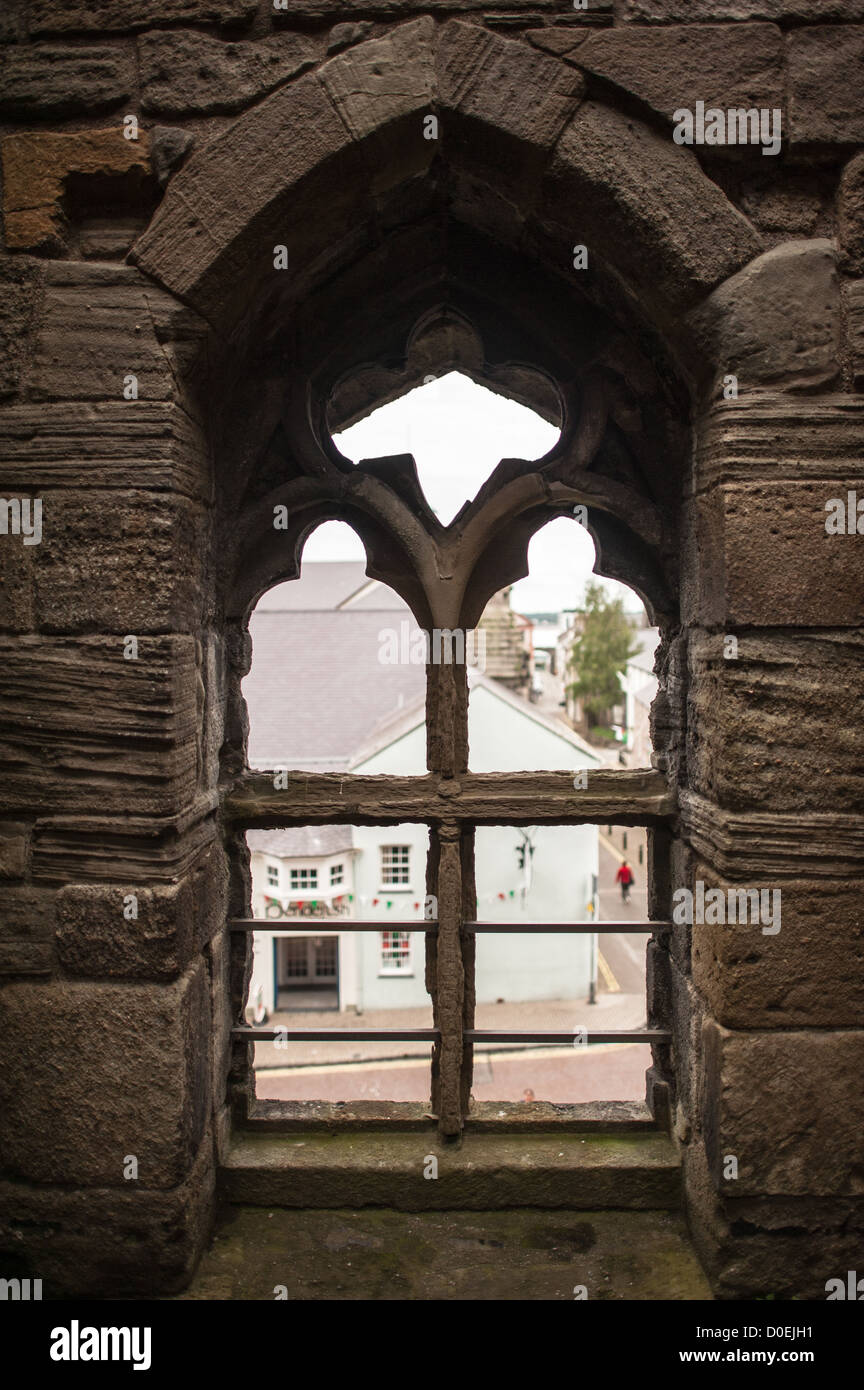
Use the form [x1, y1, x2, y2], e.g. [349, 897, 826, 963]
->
[621, 627, 659, 769]
[243, 563, 602, 1016]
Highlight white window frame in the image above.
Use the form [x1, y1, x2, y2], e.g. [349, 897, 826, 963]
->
[379, 928, 413, 976]
[380, 844, 411, 890]
[330, 862, 344, 886]
[266, 863, 279, 887]
[289, 865, 318, 890]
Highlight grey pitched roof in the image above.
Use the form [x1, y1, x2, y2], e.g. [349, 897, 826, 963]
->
[254, 563, 406, 612]
[245, 608, 425, 769]
[247, 826, 354, 858]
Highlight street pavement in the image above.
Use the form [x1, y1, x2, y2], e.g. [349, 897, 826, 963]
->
[596, 828, 649, 997]
[256, 1042, 650, 1103]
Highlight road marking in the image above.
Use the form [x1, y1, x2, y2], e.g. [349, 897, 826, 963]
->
[597, 951, 621, 993]
[599, 831, 627, 863]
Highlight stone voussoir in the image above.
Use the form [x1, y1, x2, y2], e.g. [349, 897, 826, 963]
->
[540, 101, 763, 321]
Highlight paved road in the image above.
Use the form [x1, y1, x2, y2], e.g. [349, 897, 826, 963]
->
[256, 1042, 649, 1103]
[597, 831, 648, 997]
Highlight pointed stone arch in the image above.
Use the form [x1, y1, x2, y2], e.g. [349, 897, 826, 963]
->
[131, 18, 762, 336]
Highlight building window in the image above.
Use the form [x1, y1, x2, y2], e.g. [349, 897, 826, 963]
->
[330, 862, 344, 886]
[290, 867, 318, 890]
[266, 864, 279, 887]
[380, 844, 411, 887]
[380, 930, 411, 973]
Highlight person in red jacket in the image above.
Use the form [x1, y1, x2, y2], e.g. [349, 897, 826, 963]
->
[616, 860, 635, 903]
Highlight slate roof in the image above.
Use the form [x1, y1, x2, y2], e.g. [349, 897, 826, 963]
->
[253, 562, 405, 612]
[245, 607, 425, 769]
[246, 825, 354, 858]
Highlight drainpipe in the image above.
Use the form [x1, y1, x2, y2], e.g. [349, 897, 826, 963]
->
[587, 873, 598, 1005]
[355, 925, 364, 1017]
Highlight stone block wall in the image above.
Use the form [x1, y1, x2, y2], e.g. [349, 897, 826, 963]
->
[1, 0, 862, 1298]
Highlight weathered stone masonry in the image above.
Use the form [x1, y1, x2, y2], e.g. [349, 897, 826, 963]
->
[0, 0, 862, 1298]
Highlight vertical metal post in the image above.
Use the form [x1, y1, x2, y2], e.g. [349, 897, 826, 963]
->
[459, 821, 477, 1120]
[425, 652, 470, 1135]
[430, 821, 465, 1136]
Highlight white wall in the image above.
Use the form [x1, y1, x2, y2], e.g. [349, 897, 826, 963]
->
[248, 847, 357, 1015]
[351, 821, 432, 1013]
[473, 824, 596, 1003]
[352, 683, 600, 1009]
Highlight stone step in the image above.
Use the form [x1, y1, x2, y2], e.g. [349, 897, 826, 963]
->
[220, 1128, 681, 1211]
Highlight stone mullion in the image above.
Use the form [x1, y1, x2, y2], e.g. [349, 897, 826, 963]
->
[425, 658, 469, 777]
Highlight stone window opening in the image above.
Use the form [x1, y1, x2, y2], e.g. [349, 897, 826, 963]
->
[228, 368, 676, 1137]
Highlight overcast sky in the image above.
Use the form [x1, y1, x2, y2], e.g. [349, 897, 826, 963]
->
[299, 371, 642, 616]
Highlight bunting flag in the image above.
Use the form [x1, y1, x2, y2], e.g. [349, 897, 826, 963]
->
[271, 890, 530, 912]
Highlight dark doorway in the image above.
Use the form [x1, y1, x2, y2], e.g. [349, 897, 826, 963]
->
[276, 936, 340, 1012]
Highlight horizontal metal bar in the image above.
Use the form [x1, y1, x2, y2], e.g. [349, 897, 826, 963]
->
[233, 1027, 668, 1044]
[232, 1027, 439, 1042]
[229, 919, 671, 933]
[464, 921, 671, 934]
[465, 1030, 671, 1045]
[228, 919, 436, 933]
